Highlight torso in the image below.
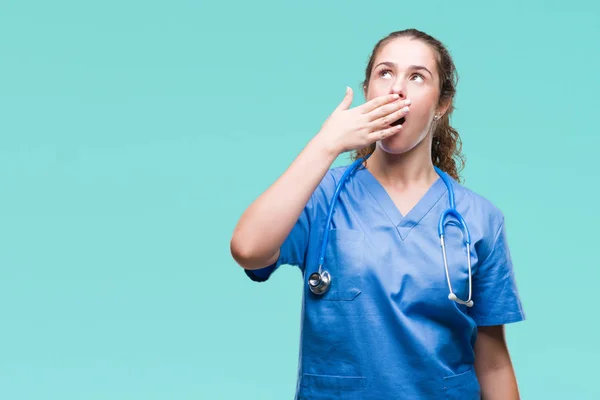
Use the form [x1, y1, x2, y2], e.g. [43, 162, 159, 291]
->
[388, 189, 429, 216]
[294, 164, 509, 400]
[366, 167, 440, 217]
[383, 183, 439, 217]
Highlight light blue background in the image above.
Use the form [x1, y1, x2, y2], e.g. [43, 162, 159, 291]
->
[1, 0, 598, 398]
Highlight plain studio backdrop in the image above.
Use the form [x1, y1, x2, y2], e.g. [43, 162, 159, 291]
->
[0, 0, 598, 399]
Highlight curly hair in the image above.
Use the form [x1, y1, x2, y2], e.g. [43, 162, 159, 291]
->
[352, 29, 466, 182]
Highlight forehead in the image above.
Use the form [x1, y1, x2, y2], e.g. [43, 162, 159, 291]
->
[374, 37, 438, 71]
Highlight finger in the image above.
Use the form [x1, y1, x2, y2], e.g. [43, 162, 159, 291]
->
[357, 93, 401, 114]
[366, 98, 411, 122]
[368, 123, 403, 142]
[334, 86, 354, 112]
[369, 104, 410, 129]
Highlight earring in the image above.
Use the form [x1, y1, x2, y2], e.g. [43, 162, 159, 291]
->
[433, 114, 441, 121]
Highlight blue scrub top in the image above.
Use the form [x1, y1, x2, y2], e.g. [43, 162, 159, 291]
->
[245, 163, 525, 400]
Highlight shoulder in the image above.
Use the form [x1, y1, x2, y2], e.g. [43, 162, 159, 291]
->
[450, 180, 510, 260]
[313, 164, 351, 198]
[304, 164, 353, 215]
[325, 164, 352, 183]
[451, 178, 505, 234]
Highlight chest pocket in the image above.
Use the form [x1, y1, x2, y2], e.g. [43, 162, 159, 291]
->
[319, 228, 365, 301]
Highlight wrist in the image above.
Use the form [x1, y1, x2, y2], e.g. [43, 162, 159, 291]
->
[313, 130, 341, 160]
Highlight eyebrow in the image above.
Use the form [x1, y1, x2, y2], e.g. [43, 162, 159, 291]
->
[374, 62, 433, 78]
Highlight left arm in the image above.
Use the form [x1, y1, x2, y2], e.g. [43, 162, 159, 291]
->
[474, 325, 520, 400]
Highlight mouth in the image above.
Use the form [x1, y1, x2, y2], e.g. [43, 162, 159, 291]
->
[390, 116, 406, 127]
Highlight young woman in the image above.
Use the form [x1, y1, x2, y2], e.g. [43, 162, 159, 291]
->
[230, 28, 525, 400]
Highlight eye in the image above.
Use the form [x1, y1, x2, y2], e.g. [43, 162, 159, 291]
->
[411, 73, 425, 83]
[378, 68, 393, 78]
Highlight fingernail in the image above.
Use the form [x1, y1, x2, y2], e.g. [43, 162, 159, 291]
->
[403, 107, 410, 112]
[405, 99, 411, 105]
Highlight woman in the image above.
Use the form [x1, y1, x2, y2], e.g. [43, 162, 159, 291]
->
[230, 28, 525, 399]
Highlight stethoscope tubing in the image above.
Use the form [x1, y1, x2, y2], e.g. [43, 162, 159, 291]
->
[310, 155, 474, 307]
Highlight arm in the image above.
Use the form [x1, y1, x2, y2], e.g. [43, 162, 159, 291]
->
[230, 133, 338, 270]
[230, 90, 405, 270]
[474, 325, 520, 400]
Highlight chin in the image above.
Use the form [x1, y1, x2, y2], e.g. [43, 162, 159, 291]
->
[378, 134, 420, 155]
[378, 123, 430, 155]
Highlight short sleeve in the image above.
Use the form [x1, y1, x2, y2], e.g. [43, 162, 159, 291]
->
[244, 196, 313, 283]
[468, 217, 525, 326]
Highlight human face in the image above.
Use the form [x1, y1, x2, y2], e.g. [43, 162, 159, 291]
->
[364, 37, 443, 155]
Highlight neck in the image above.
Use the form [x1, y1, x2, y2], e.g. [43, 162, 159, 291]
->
[366, 140, 438, 190]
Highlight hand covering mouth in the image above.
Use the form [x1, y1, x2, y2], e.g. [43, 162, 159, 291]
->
[391, 116, 405, 127]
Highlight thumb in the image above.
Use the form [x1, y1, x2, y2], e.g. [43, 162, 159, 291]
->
[335, 86, 353, 112]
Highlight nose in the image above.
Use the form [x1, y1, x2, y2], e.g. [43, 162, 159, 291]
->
[390, 80, 407, 99]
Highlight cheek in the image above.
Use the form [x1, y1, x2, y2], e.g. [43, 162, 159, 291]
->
[365, 88, 384, 101]
[406, 103, 430, 122]
[409, 93, 438, 119]
[366, 79, 392, 99]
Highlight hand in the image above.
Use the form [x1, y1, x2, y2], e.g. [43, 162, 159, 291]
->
[317, 87, 411, 155]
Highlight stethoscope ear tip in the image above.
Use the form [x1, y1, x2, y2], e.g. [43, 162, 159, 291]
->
[448, 293, 474, 307]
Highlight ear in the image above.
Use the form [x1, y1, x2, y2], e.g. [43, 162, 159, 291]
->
[436, 97, 453, 119]
[363, 84, 367, 100]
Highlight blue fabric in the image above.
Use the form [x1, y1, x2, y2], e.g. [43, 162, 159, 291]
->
[245, 164, 525, 399]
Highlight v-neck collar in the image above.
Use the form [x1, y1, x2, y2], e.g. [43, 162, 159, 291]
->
[355, 165, 448, 240]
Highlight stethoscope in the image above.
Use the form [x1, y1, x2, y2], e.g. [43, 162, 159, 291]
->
[307, 155, 474, 307]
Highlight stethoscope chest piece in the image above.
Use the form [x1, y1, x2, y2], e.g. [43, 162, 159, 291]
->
[308, 269, 331, 295]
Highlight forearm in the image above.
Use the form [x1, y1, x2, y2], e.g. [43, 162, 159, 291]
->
[230, 132, 338, 270]
[477, 363, 520, 399]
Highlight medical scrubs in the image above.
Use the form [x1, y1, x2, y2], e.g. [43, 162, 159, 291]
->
[245, 163, 525, 400]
